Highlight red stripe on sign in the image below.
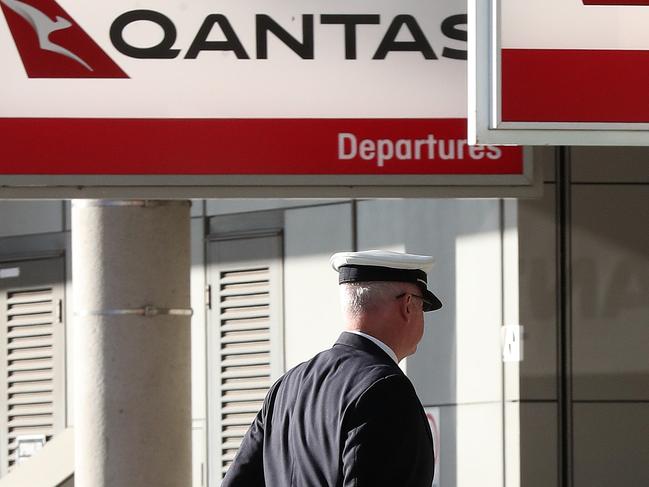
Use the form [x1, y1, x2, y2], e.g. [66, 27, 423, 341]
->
[502, 49, 649, 123]
[0, 119, 522, 175]
[583, 1, 649, 4]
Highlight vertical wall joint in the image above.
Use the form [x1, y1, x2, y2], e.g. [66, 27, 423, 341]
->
[555, 148, 573, 487]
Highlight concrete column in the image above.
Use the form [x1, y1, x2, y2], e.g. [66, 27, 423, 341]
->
[71, 200, 191, 487]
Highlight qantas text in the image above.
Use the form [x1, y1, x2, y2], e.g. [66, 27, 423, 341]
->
[109, 11, 467, 60]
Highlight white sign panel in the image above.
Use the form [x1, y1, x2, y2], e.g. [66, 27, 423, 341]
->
[0, 0, 467, 118]
[470, 0, 649, 145]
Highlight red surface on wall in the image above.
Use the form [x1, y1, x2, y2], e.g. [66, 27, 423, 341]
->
[0, 118, 523, 175]
[501, 49, 649, 123]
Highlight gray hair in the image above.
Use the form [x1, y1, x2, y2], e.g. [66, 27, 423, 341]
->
[340, 281, 408, 318]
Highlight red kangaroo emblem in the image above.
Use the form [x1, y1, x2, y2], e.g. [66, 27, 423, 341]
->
[0, 0, 127, 78]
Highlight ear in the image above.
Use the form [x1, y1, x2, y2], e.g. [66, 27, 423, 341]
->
[398, 293, 413, 322]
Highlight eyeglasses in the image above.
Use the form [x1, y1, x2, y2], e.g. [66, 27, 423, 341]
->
[395, 292, 432, 310]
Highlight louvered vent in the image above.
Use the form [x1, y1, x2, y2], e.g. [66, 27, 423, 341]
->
[4, 288, 56, 470]
[219, 267, 272, 477]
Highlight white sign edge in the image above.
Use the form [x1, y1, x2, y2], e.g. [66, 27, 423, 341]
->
[0, 171, 543, 199]
[0, 147, 538, 199]
[469, 0, 649, 146]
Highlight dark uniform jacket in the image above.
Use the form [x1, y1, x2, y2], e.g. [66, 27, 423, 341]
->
[221, 331, 434, 487]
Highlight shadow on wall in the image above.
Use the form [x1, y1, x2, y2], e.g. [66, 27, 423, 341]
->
[521, 256, 648, 321]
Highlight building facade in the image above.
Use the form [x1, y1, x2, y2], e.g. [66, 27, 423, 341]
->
[0, 149, 646, 487]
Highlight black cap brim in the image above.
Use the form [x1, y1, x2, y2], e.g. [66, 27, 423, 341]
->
[422, 288, 443, 312]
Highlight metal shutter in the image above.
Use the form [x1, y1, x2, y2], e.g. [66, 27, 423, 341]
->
[207, 234, 284, 481]
[219, 266, 272, 472]
[0, 258, 65, 476]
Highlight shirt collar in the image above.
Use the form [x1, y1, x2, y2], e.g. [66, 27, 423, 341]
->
[346, 330, 399, 364]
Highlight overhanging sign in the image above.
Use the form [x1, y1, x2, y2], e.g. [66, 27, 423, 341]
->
[0, 0, 531, 197]
[470, 0, 649, 146]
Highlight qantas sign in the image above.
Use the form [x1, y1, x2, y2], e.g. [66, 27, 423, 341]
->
[0, 0, 525, 180]
[1, 0, 467, 78]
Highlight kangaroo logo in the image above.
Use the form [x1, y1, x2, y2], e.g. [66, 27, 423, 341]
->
[0, 0, 127, 78]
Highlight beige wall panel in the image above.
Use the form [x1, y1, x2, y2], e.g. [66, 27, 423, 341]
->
[190, 200, 204, 217]
[534, 147, 556, 183]
[430, 199, 501, 405]
[192, 421, 206, 487]
[434, 406, 456, 487]
[206, 199, 347, 216]
[574, 403, 649, 487]
[571, 147, 649, 183]
[284, 203, 352, 369]
[356, 199, 406, 251]
[503, 201, 521, 403]
[191, 218, 207, 419]
[508, 402, 558, 487]
[518, 186, 558, 400]
[454, 402, 504, 487]
[504, 402, 521, 487]
[572, 185, 649, 400]
[434, 404, 505, 487]
[65, 201, 71, 232]
[0, 201, 63, 237]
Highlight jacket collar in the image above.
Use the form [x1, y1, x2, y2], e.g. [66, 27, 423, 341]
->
[335, 331, 401, 368]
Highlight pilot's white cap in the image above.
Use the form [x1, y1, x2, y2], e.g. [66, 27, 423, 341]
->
[330, 250, 442, 312]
